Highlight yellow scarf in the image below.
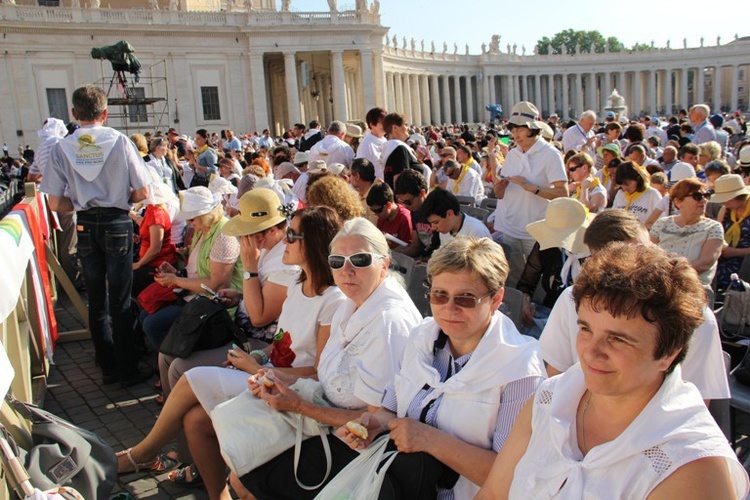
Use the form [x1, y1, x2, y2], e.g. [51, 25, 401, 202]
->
[196, 144, 210, 155]
[601, 167, 611, 187]
[573, 177, 601, 200]
[726, 200, 750, 247]
[623, 189, 647, 211]
[452, 166, 469, 194]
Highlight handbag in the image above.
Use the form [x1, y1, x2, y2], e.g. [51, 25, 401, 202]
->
[159, 296, 242, 358]
[5, 395, 117, 500]
[210, 378, 332, 487]
[719, 278, 750, 338]
[314, 435, 398, 500]
[137, 281, 178, 314]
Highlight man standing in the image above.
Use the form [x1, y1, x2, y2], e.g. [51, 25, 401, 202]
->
[41, 85, 153, 387]
[258, 129, 274, 149]
[307, 120, 355, 167]
[223, 129, 242, 153]
[381, 112, 421, 189]
[562, 109, 597, 155]
[299, 120, 323, 151]
[494, 101, 568, 288]
[689, 104, 717, 145]
[356, 107, 387, 179]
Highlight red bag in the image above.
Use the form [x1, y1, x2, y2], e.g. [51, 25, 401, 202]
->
[137, 282, 178, 314]
[269, 328, 295, 367]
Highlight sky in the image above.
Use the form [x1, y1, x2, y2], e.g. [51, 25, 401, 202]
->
[302, 0, 749, 54]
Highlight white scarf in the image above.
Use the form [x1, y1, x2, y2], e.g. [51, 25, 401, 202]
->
[559, 249, 589, 286]
[58, 126, 120, 181]
[380, 139, 418, 166]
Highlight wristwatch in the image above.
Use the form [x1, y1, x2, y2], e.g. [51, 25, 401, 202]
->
[243, 271, 259, 280]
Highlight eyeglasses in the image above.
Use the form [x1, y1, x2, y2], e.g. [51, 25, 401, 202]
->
[328, 252, 384, 270]
[687, 191, 711, 202]
[396, 197, 414, 206]
[285, 228, 303, 243]
[568, 165, 582, 173]
[425, 289, 495, 309]
[369, 205, 385, 214]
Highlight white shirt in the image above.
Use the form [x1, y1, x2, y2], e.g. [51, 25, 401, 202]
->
[445, 166, 485, 204]
[611, 187, 662, 224]
[307, 134, 355, 167]
[538, 286, 730, 399]
[439, 213, 491, 246]
[493, 138, 567, 240]
[317, 277, 422, 409]
[355, 131, 387, 180]
[562, 124, 594, 154]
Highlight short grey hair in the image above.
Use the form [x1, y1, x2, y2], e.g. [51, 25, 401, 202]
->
[581, 110, 597, 122]
[328, 120, 346, 135]
[427, 237, 509, 293]
[690, 104, 710, 119]
[330, 217, 389, 257]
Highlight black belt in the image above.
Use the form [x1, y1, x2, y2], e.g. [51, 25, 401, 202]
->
[78, 207, 128, 215]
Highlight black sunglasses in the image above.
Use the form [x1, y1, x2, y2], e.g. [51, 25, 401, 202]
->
[688, 191, 711, 202]
[328, 252, 383, 270]
[568, 165, 583, 172]
[286, 228, 303, 243]
[369, 205, 385, 214]
[396, 197, 414, 206]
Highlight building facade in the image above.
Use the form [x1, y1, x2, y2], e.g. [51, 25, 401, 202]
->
[0, 1, 748, 149]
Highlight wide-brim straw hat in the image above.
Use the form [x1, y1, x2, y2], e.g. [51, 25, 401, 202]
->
[739, 147, 750, 168]
[176, 186, 221, 220]
[507, 101, 546, 130]
[222, 188, 287, 236]
[710, 174, 750, 204]
[526, 198, 590, 253]
[345, 123, 363, 139]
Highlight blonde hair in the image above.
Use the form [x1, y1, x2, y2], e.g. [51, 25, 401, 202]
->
[130, 133, 148, 154]
[193, 204, 224, 232]
[427, 237, 509, 293]
[698, 141, 722, 163]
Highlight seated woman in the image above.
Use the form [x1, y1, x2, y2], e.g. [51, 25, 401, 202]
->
[567, 152, 606, 213]
[130, 178, 178, 296]
[228, 218, 422, 498]
[477, 243, 749, 499]
[115, 207, 346, 491]
[141, 187, 242, 394]
[313, 237, 545, 499]
[611, 161, 662, 223]
[650, 178, 724, 287]
[713, 174, 750, 289]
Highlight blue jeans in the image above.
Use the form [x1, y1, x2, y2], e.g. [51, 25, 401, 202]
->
[141, 302, 185, 348]
[77, 208, 138, 378]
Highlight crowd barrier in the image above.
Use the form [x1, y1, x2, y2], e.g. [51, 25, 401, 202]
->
[0, 183, 89, 499]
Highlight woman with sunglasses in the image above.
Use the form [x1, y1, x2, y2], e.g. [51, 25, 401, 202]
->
[650, 178, 724, 286]
[116, 205, 344, 489]
[231, 217, 422, 499]
[567, 152, 606, 213]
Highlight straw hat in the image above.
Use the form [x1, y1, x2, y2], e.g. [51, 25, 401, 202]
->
[307, 159, 328, 174]
[507, 101, 546, 130]
[345, 123, 363, 139]
[597, 142, 621, 158]
[710, 174, 750, 204]
[222, 188, 287, 236]
[668, 162, 696, 186]
[293, 151, 308, 164]
[739, 147, 750, 168]
[526, 198, 590, 253]
[176, 187, 221, 220]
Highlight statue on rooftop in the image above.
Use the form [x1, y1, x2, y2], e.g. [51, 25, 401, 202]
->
[327, 0, 337, 13]
[512, 43, 517, 55]
[717, 35, 721, 45]
[392, 34, 397, 47]
[282, 0, 291, 11]
[575, 42, 580, 54]
[411, 38, 416, 51]
[561, 42, 567, 55]
[91, 0, 100, 8]
[700, 37, 704, 47]
[169, 0, 178, 10]
[481, 43, 486, 54]
[454, 43, 458, 55]
[666, 39, 670, 49]
[421, 39, 425, 52]
[372, 0, 379, 14]
[148, 0, 159, 9]
[522, 45, 526, 55]
[490, 35, 500, 53]
[431, 40, 435, 53]
[246, 0, 255, 10]
[443, 42, 447, 54]
[465, 43, 469, 55]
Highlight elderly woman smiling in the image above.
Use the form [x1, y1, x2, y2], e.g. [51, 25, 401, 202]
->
[477, 243, 749, 499]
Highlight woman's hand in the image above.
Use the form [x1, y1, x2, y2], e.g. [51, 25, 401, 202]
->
[388, 418, 436, 454]
[258, 374, 303, 413]
[132, 261, 141, 271]
[240, 235, 261, 271]
[507, 176, 534, 192]
[226, 346, 262, 374]
[158, 262, 178, 275]
[336, 412, 388, 450]
[154, 272, 178, 288]
[217, 288, 242, 307]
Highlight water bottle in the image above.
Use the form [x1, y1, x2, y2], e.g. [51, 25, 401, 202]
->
[730, 273, 746, 292]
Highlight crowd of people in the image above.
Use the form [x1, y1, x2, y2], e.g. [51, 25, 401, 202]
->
[20, 82, 750, 498]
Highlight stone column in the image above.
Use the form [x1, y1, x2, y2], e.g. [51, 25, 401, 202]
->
[403, 74, 414, 121]
[680, 68, 689, 112]
[617, 71, 626, 105]
[601, 72, 611, 111]
[632, 71, 641, 116]
[488, 75, 495, 107]
[441, 75, 452, 123]
[283, 52, 301, 125]
[731, 65, 739, 112]
[713, 65, 722, 111]
[696, 67, 705, 104]
[420, 75, 432, 125]
[249, 51, 269, 130]
[360, 49, 375, 112]
[395, 73, 404, 113]
[385, 72, 394, 111]
[533, 74, 541, 109]
[330, 50, 348, 121]
[430, 74, 441, 124]
[482, 74, 491, 114]
[648, 70, 657, 115]
[512, 74, 520, 106]
[411, 74, 422, 126]
[562, 74, 570, 118]
[588, 72, 597, 110]
[371, 50, 386, 108]
[466, 75, 475, 123]
[453, 75, 463, 123]
[573, 73, 582, 117]
[547, 74, 555, 115]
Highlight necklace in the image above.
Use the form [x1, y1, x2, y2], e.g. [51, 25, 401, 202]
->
[579, 390, 593, 455]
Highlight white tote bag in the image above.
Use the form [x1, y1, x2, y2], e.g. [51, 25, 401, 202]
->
[314, 435, 398, 500]
[210, 378, 331, 483]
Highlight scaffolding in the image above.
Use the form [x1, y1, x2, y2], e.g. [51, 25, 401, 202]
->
[93, 59, 171, 135]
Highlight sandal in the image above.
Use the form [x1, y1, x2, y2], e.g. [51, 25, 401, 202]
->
[155, 394, 165, 406]
[168, 464, 203, 487]
[116, 448, 179, 474]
